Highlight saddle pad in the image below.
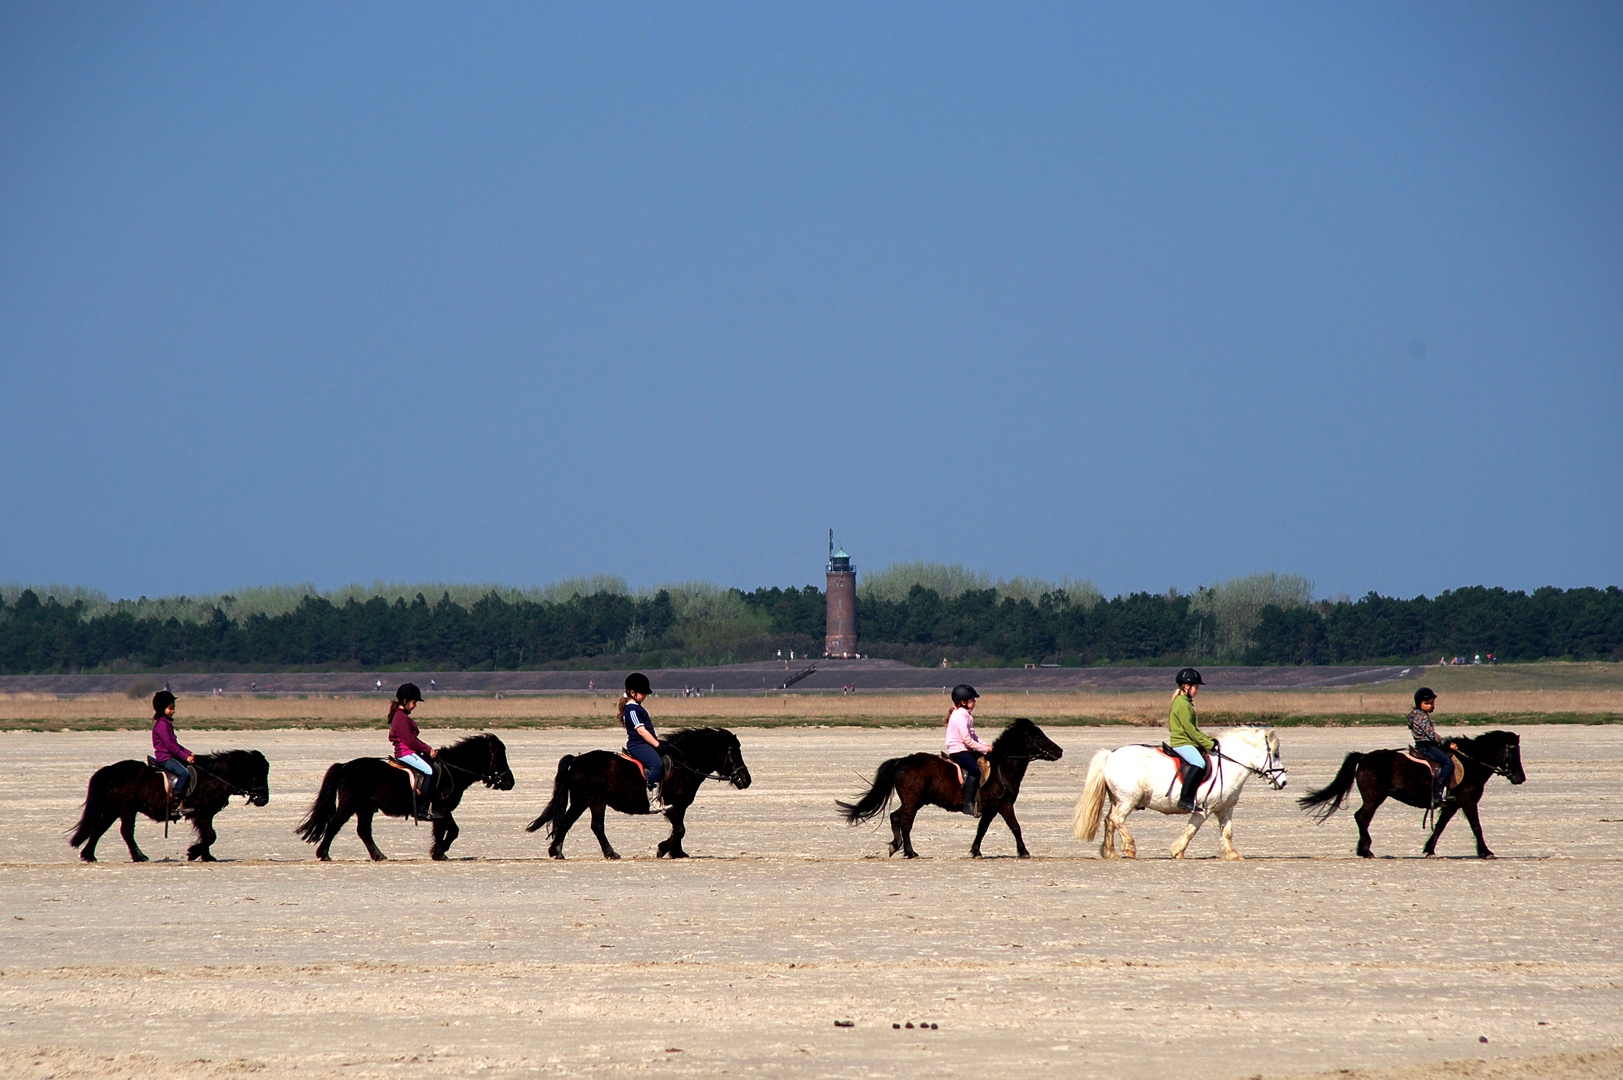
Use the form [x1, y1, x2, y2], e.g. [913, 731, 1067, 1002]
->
[619, 752, 648, 781]
[1401, 749, 1464, 787]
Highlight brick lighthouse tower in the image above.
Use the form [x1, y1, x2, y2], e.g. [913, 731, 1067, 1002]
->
[824, 530, 857, 658]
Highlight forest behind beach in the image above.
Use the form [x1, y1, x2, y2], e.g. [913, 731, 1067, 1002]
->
[3, 568, 1619, 674]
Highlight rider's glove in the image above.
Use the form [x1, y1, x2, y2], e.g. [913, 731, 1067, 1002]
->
[1209, 740, 1219, 754]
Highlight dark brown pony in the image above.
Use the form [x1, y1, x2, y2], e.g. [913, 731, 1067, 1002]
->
[525, 728, 751, 859]
[294, 734, 514, 861]
[837, 718, 1064, 858]
[1297, 729, 1526, 858]
[69, 750, 270, 863]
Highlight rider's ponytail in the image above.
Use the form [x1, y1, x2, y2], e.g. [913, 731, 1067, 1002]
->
[616, 692, 635, 725]
[386, 696, 406, 724]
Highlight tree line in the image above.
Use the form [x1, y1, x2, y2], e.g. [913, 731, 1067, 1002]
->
[1, 581, 1618, 673]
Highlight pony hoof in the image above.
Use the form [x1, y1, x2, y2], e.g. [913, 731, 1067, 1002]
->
[1479, 852, 1497, 860]
[969, 850, 982, 859]
[79, 853, 97, 863]
[431, 852, 448, 862]
[317, 853, 332, 862]
[131, 854, 149, 863]
[1223, 852, 1244, 861]
[1017, 851, 1031, 860]
[605, 853, 621, 860]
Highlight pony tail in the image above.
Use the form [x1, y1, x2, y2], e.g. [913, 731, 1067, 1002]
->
[616, 693, 634, 723]
[386, 697, 404, 724]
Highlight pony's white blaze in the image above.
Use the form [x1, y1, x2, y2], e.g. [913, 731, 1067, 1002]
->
[1070, 727, 1285, 861]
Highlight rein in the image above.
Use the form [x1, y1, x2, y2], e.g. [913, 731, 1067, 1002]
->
[1448, 743, 1514, 780]
[665, 746, 742, 783]
[436, 754, 506, 786]
[190, 760, 265, 801]
[1214, 747, 1286, 786]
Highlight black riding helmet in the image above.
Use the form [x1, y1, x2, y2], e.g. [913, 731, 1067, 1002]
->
[1175, 667, 1204, 687]
[951, 683, 979, 705]
[625, 672, 653, 696]
[152, 690, 177, 714]
[1414, 687, 1436, 707]
[396, 682, 423, 703]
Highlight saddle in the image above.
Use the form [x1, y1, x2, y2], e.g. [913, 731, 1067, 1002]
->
[1153, 744, 1211, 800]
[146, 757, 196, 799]
[937, 752, 992, 788]
[387, 757, 447, 798]
[1401, 748, 1464, 788]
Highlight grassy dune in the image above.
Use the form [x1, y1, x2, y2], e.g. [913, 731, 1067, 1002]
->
[2, 675, 1619, 732]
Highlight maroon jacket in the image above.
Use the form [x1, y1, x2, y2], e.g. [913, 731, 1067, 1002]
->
[152, 716, 190, 763]
[389, 707, 432, 758]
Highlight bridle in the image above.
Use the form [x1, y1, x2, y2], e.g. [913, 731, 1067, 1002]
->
[192, 759, 269, 803]
[1449, 741, 1517, 781]
[666, 744, 748, 785]
[1215, 742, 1287, 789]
[436, 739, 513, 787]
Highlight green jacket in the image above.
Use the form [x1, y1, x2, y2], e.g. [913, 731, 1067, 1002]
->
[1168, 694, 1215, 751]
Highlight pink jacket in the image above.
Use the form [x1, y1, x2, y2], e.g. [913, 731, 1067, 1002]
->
[944, 707, 991, 755]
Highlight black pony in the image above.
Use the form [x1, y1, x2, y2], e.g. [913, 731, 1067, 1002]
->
[838, 718, 1064, 859]
[1297, 729, 1526, 858]
[526, 727, 751, 859]
[295, 733, 515, 861]
[69, 750, 270, 863]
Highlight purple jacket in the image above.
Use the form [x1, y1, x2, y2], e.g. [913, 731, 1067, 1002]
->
[389, 708, 432, 759]
[152, 716, 190, 763]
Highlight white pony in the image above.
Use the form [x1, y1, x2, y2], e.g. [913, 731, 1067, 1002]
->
[1071, 727, 1286, 860]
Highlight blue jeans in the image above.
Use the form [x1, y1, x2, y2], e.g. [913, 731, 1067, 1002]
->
[1414, 743, 1452, 800]
[157, 757, 190, 793]
[626, 741, 664, 787]
[398, 752, 434, 776]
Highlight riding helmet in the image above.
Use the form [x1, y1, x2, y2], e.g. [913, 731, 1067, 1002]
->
[396, 682, 423, 703]
[1414, 686, 1436, 707]
[951, 683, 979, 704]
[152, 690, 177, 714]
[1175, 667, 1204, 687]
[625, 672, 653, 696]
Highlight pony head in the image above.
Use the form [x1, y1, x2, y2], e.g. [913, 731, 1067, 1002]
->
[1215, 726, 1287, 790]
[993, 718, 1064, 762]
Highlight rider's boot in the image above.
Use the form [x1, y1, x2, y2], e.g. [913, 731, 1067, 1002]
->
[414, 775, 446, 820]
[1434, 771, 1455, 808]
[1177, 768, 1204, 812]
[960, 770, 979, 816]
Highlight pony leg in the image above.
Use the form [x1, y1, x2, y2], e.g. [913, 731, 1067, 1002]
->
[1098, 797, 1119, 859]
[354, 809, 387, 861]
[1421, 803, 1459, 857]
[969, 805, 994, 858]
[1460, 800, 1494, 859]
[120, 812, 148, 863]
[77, 813, 117, 863]
[1353, 792, 1385, 858]
[186, 812, 218, 862]
[588, 801, 620, 860]
[1216, 807, 1242, 860]
[315, 807, 353, 861]
[431, 814, 459, 861]
[889, 804, 920, 858]
[549, 800, 587, 859]
[998, 805, 1030, 859]
[1110, 803, 1137, 860]
[1169, 812, 1205, 859]
[658, 803, 689, 859]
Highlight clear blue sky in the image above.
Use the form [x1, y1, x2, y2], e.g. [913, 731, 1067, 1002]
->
[3, 3, 1619, 602]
